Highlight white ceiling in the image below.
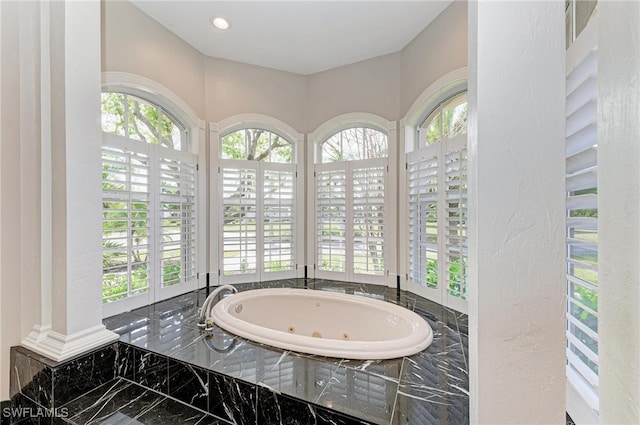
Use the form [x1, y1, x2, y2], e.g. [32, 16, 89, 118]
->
[130, 1, 452, 75]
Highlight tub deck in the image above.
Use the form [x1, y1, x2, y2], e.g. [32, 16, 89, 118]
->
[103, 279, 469, 424]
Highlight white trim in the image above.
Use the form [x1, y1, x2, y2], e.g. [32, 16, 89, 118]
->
[567, 376, 600, 424]
[22, 324, 118, 362]
[309, 112, 396, 164]
[99, 77, 205, 318]
[566, 11, 598, 75]
[101, 72, 204, 131]
[403, 68, 468, 131]
[215, 113, 304, 148]
[309, 113, 396, 286]
[211, 114, 304, 284]
[401, 76, 470, 314]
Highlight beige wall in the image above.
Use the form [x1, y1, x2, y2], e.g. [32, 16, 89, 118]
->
[305, 53, 402, 131]
[0, 1, 48, 400]
[205, 57, 306, 132]
[101, 0, 206, 118]
[400, 0, 468, 115]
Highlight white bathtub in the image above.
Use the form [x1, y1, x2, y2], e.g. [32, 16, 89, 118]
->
[210, 288, 433, 359]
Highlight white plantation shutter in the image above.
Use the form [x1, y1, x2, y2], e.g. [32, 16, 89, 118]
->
[316, 166, 347, 274]
[102, 142, 151, 303]
[315, 160, 387, 282]
[406, 133, 467, 311]
[352, 164, 385, 276]
[157, 152, 197, 289]
[101, 92, 200, 317]
[566, 46, 599, 407]
[408, 154, 439, 289]
[219, 160, 297, 282]
[444, 140, 468, 301]
[221, 164, 258, 278]
[263, 166, 295, 274]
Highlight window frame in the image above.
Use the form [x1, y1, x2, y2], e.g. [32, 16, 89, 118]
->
[308, 113, 398, 287]
[210, 114, 305, 284]
[101, 73, 206, 319]
[399, 69, 468, 313]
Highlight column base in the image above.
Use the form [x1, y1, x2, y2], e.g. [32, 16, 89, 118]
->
[22, 324, 118, 362]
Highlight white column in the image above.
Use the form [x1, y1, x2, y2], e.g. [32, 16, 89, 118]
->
[598, 2, 640, 423]
[467, 2, 566, 423]
[22, 0, 117, 361]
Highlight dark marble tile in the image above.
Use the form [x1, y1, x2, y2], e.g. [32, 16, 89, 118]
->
[134, 349, 168, 393]
[257, 386, 316, 425]
[208, 371, 256, 424]
[392, 344, 469, 425]
[316, 405, 374, 425]
[131, 292, 200, 321]
[1, 400, 10, 425]
[61, 377, 228, 425]
[103, 312, 151, 335]
[205, 337, 260, 385]
[8, 393, 57, 425]
[63, 379, 164, 424]
[60, 380, 124, 420]
[53, 344, 118, 406]
[115, 343, 134, 380]
[169, 335, 213, 371]
[168, 359, 209, 412]
[134, 397, 220, 425]
[10, 348, 53, 409]
[391, 385, 469, 425]
[314, 364, 397, 425]
[234, 279, 306, 292]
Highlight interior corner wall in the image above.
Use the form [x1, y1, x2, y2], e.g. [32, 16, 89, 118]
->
[305, 53, 402, 131]
[204, 57, 306, 132]
[400, 0, 468, 115]
[100, 0, 206, 118]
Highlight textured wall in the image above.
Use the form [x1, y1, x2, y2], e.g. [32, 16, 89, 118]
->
[467, 1, 566, 423]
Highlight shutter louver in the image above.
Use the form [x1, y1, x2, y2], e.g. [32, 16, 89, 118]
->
[408, 155, 439, 289]
[566, 48, 599, 404]
[158, 155, 197, 288]
[102, 145, 151, 301]
[222, 167, 258, 275]
[352, 166, 385, 276]
[445, 147, 468, 300]
[263, 168, 295, 273]
[316, 169, 347, 273]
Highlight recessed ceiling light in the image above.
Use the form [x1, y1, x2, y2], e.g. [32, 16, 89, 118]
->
[211, 17, 230, 30]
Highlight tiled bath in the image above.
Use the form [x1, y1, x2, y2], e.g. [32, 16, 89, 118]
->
[9, 279, 469, 424]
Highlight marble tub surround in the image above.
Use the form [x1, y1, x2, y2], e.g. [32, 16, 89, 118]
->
[104, 279, 470, 424]
[9, 343, 123, 416]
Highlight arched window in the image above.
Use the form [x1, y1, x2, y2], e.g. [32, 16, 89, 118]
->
[406, 89, 468, 312]
[221, 128, 293, 163]
[101, 92, 187, 150]
[312, 117, 393, 284]
[420, 92, 468, 146]
[101, 91, 199, 316]
[214, 119, 302, 283]
[321, 127, 388, 163]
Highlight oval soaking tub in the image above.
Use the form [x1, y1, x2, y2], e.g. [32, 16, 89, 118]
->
[210, 288, 433, 359]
